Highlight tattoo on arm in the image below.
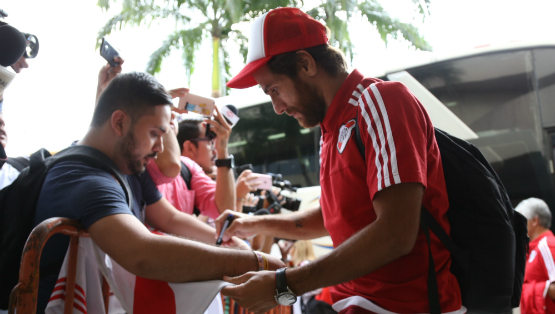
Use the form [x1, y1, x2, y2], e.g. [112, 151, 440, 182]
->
[294, 218, 305, 228]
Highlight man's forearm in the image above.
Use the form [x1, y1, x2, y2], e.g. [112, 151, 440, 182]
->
[286, 215, 416, 295]
[163, 211, 218, 245]
[215, 166, 236, 213]
[132, 235, 256, 282]
[285, 183, 422, 295]
[254, 204, 328, 240]
[154, 131, 182, 178]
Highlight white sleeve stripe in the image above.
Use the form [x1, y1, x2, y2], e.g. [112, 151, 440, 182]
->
[352, 90, 361, 98]
[356, 84, 365, 93]
[370, 84, 401, 184]
[358, 96, 384, 191]
[348, 98, 358, 106]
[544, 280, 552, 298]
[362, 89, 391, 188]
[539, 238, 555, 281]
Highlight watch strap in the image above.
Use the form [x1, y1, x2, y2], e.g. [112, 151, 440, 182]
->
[276, 267, 288, 294]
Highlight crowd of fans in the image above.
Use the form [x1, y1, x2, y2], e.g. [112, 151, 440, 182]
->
[3, 6, 555, 314]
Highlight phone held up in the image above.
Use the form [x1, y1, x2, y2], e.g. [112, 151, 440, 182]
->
[100, 37, 121, 67]
[178, 93, 216, 137]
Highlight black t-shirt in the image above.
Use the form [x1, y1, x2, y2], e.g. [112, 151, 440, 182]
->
[33, 160, 162, 313]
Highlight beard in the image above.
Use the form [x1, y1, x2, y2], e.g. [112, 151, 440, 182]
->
[119, 129, 156, 175]
[288, 77, 327, 128]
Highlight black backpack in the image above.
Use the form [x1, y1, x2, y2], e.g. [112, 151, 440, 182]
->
[353, 119, 528, 313]
[0, 145, 132, 310]
[179, 161, 202, 216]
[6, 157, 30, 172]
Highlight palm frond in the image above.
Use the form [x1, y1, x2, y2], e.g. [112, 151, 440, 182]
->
[95, 3, 191, 49]
[146, 31, 183, 75]
[179, 25, 207, 84]
[358, 1, 431, 51]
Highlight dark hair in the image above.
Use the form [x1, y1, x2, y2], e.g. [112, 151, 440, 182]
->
[91, 71, 172, 127]
[267, 44, 348, 79]
[176, 116, 204, 152]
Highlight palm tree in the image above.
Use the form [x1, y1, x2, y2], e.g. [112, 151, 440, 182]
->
[97, 0, 296, 97]
[97, 0, 430, 97]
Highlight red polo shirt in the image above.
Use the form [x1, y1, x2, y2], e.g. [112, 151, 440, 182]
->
[319, 69, 461, 313]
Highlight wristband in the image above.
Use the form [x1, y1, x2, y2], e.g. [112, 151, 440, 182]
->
[253, 251, 268, 271]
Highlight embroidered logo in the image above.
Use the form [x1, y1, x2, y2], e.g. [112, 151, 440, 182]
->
[337, 119, 356, 154]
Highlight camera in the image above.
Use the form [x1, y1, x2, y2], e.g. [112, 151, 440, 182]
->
[0, 8, 39, 60]
[236, 164, 302, 214]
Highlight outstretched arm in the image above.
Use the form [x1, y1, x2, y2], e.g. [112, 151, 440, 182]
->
[215, 202, 328, 242]
[89, 212, 284, 283]
[221, 182, 423, 313]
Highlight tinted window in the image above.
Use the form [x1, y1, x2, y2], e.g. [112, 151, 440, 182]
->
[228, 102, 320, 188]
[407, 50, 555, 208]
[535, 48, 555, 128]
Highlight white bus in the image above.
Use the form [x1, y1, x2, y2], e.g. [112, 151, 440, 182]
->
[217, 40, 555, 248]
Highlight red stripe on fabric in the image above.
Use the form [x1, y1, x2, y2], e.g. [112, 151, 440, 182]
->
[56, 277, 67, 284]
[74, 292, 87, 308]
[339, 305, 377, 314]
[47, 294, 88, 314]
[52, 285, 66, 293]
[48, 293, 64, 303]
[133, 277, 176, 314]
[74, 283, 86, 299]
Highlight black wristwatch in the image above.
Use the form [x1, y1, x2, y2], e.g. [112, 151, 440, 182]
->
[215, 154, 234, 168]
[275, 267, 297, 306]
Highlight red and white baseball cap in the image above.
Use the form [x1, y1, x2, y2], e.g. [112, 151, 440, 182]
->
[226, 7, 329, 89]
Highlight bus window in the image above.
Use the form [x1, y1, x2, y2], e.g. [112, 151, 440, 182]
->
[535, 48, 555, 128]
[228, 102, 320, 188]
[407, 50, 555, 209]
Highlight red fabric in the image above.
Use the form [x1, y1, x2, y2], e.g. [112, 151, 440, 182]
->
[319, 69, 461, 312]
[315, 287, 333, 305]
[133, 277, 176, 314]
[521, 230, 555, 313]
[339, 305, 377, 314]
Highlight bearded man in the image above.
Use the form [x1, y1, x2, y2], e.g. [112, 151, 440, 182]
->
[215, 7, 463, 314]
[32, 72, 284, 313]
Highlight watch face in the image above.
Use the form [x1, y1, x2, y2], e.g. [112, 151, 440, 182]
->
[277, 293, 296, 306]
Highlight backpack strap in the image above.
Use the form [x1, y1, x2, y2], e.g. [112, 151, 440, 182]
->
[420, 209, 441, 314]
[49, 146, 133, 209]
[353, 114, 366, 162]
[6, 157, 30, 172]
[180, 161, 201, 216]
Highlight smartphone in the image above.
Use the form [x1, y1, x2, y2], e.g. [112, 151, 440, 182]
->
[100, 37, 121, 67]
[254, 174, 273, 190]
[178, 93, 215, 117]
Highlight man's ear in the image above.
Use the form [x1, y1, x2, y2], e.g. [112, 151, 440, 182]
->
[182, 140, 197, 158]
[111, 110, 128, 137]
[532, 216, 540, 227]
[296, 50, 318, 77]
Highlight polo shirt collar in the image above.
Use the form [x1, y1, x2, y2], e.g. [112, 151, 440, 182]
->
[321, 69, 364, 134]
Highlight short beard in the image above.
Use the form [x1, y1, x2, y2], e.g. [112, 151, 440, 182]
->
[119, 128, 149, 175]
[291, 77, 326, 128]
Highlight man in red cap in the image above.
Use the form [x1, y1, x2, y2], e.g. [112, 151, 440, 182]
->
[217, 7, 463, 314]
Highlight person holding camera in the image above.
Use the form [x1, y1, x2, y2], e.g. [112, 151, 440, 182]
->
[216, 7, 463, 314]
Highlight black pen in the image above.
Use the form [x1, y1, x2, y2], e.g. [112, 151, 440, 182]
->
[216, 214, 235, 246]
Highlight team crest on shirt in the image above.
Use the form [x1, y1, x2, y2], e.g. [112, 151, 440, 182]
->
[337, 119, 356, 154]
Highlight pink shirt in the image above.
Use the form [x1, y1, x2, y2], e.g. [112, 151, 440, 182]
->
[146, 156, 220, 219]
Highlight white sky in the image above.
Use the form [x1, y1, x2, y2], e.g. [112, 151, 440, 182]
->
[1, 0, 554, 156]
